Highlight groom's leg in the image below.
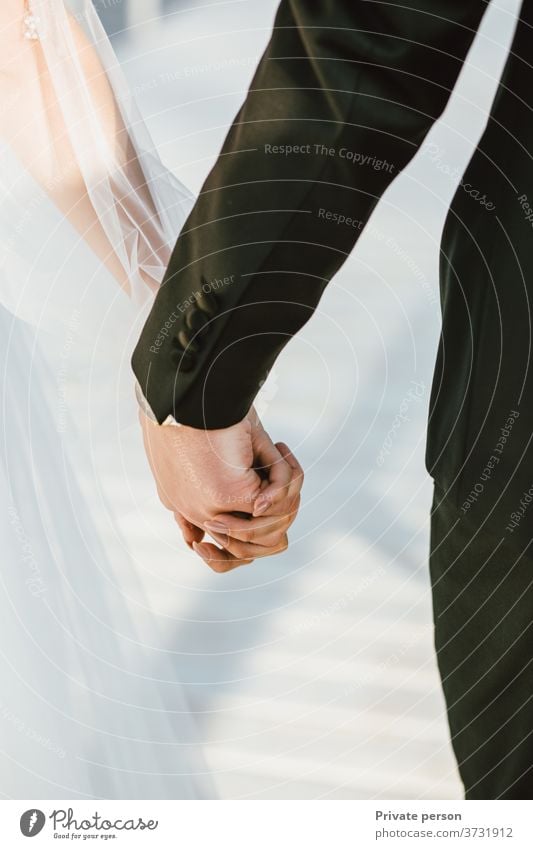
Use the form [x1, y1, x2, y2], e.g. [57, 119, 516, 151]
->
[429, 481, 533, 799]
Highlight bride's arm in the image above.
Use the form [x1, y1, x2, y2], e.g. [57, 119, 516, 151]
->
[64, 11, 172, 276]
[0, 3, 170, 293]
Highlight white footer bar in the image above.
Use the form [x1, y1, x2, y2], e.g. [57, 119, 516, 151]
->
[1, 799, 531, 848]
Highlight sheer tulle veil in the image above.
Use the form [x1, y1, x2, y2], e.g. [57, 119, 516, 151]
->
[0, 0, 194, 333]
[0, 2, 215, 798]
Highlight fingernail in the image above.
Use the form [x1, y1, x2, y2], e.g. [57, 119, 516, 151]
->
[207, 530, 229, 548]
[193, 542, 209, 561]
[204, 520, 228, 534]
[253, 495, 270, 516]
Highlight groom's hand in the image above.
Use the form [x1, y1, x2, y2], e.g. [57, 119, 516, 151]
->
[198, 441, 302, 570]
[139, 407, 303, 571]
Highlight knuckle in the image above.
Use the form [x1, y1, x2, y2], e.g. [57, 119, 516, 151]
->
[242, 526, 254, 544]
[266, 531, 284, 548]
[291, 473, 304, 493]
[265, 514, 282, 530]
[209, 560, 227, 574]
[287, 509, 298, 525]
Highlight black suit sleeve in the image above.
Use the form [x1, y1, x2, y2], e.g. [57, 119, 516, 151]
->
[132, 0, 487, 428]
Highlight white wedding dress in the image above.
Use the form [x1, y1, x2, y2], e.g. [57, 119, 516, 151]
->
[0, 0, 214, 798]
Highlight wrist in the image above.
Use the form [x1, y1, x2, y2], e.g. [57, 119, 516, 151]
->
[135, 381, 182, 427]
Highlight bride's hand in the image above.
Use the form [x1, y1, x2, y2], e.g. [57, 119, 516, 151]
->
[199, 442, 303, 571]
[139, 408, 303, 571]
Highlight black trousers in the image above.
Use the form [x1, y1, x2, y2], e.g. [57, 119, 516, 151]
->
[429, 481, 533, 799]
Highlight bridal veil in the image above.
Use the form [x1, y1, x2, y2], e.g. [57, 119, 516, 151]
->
[0, 0, 214, 798]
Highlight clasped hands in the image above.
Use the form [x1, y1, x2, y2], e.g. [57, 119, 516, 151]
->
[140, 407, 303, 572]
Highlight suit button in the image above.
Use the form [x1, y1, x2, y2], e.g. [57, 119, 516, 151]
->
[186, 307, 209, 333]
[177, 328, 199, 353]
[196, 291, 217, 317]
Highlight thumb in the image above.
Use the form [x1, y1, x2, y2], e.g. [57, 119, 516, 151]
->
[250, 428, 292, 517]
